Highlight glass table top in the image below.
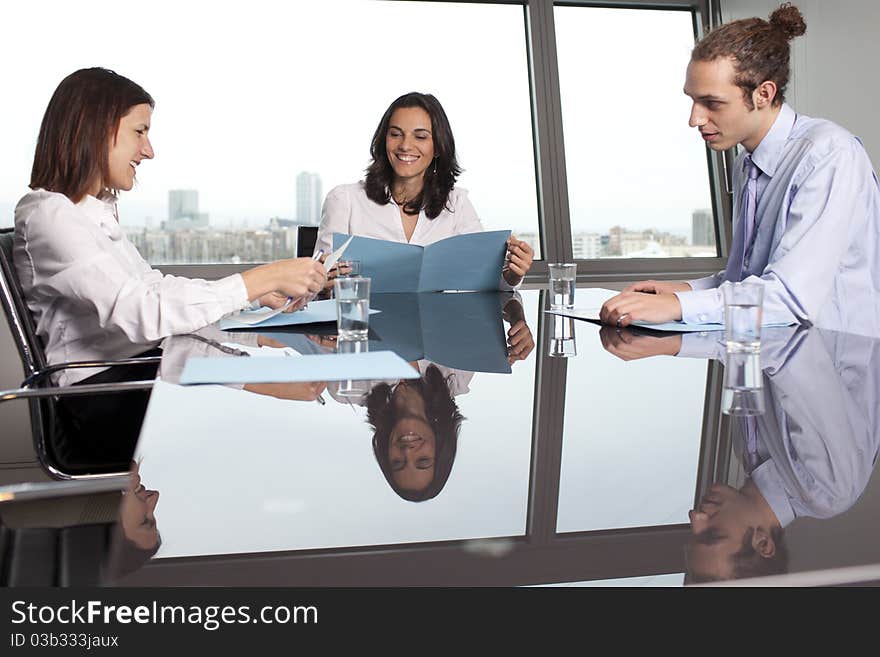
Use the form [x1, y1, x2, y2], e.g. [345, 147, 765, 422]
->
[2, 285, 878, 586]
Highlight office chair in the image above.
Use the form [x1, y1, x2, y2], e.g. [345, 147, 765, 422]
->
[0, 228, 159, 479]
[296, 225, 319, 258]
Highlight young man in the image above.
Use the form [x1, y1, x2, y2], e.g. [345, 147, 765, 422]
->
[600, 3, 880, 338]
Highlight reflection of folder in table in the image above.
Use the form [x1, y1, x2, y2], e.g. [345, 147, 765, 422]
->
[332, 230, 510, 293]
[368, 292, 511, 374]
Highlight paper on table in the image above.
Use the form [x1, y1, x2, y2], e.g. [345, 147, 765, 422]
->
[543, 287, 618, 322]
[545, 307, 795, 332]
[225, 236, 356, 326]
[219, 298, 379, 330]
[629, 319, 796, 332]
[179, 350, 420, 385]
[332, 230, 510, 293]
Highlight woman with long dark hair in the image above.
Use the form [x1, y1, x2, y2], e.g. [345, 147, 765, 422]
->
[315, 92, 534, 287]
[366, 364, 467, 502]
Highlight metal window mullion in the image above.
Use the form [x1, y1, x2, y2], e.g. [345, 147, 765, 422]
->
[526, 0, 573, 264]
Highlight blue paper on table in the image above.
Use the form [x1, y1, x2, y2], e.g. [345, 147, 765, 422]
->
[219, 299, 379, 330]
[332, 230, 510, 292]
[631, 319, 795, 332]
[179, 351, 420, 385]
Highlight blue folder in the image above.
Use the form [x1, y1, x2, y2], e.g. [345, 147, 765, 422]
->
[258, 293, 513, 374]
[332, 230, 510, 293]
[368, 292, 512, 373]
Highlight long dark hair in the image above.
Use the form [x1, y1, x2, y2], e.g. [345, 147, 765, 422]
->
[691, 3, 806, 108]
[364, 92, 462, 219]
[30, 67, 154, 203]
[366, 364, 465, 502]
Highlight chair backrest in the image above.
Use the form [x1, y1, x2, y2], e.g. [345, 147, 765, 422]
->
[296, 225, 319, 258]
[0, 227, 46, 379]
[1, 227, 128, 479]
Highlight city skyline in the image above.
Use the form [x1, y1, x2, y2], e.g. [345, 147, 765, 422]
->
[1, 2, 715, 248]
[121, 183, 714, 265]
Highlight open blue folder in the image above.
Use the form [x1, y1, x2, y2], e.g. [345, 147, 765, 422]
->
[179, 351, 420, 385]
[332, 230, 510, 293]
[370, 293, 511, 373]
[257, 293, 513, 374]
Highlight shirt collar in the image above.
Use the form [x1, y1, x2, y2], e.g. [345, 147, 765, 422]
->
[77, 193, 123, 241]
[751, 459, 796, 528]
[750, 103, 797, 178]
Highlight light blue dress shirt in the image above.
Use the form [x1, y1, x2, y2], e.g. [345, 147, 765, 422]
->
[744, 328, 880, 527]
[676, 326, 879, 527]
[675, 103, 880, 337]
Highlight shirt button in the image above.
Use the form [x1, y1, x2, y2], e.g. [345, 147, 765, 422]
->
[699, 314, 707, 322]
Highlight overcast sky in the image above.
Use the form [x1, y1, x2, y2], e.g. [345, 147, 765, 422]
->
[0, 1, 711, 237]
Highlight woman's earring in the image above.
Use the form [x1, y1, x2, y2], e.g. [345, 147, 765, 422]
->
[433, 157, 438, 175]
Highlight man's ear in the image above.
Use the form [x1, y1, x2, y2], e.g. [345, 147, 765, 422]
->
[753, 80, 778, 109]
[752, 526, 777, 558]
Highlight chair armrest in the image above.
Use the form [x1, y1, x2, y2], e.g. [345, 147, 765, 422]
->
[21, 357, 162, 388]
[0, 380, 155, 404]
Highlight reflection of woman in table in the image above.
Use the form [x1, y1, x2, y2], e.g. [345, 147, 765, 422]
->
[366, 363, 465, 502]
[105, 462, 161, 581]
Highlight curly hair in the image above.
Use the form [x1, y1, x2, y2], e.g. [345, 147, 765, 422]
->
[364, 92, 462, 219]
[366, 364, 465, 502]
[692, 3, 806, 108]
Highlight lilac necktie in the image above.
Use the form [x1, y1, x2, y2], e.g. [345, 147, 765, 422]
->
[724, 156, 761, 282]
[745, 416, 760, 472]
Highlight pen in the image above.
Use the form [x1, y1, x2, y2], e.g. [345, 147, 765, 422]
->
[286, 249, 325, 308]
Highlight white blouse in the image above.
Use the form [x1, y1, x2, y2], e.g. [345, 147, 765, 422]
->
[14, 190, 249, 385]
[314, 182, 485, 256]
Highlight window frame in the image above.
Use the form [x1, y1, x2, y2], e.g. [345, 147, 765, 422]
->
[160, 0, 732, 284]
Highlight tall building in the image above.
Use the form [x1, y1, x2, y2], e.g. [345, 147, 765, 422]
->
[691, 209, 715, 247]
[296, 172, 323, 225]
[166, 189, 208, 232]
[169, 189, 199, 221]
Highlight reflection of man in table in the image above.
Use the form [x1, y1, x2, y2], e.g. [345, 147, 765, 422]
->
[684, 328, 880, 582]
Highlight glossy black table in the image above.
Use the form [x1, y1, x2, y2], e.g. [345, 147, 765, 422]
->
[2, 285, 878, 587]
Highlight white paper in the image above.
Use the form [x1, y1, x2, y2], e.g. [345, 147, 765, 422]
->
[543, 287, 618, 322]
[226, 236, 356, 327]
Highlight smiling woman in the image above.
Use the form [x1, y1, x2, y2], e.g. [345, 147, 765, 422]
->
[13, 67, 330, 458]
[314, 92, 534, 289]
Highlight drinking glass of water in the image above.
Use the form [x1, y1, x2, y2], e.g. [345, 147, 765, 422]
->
[721, 350, 765, 415]
[547, 314, 577, 358]
[336, 259, 361, 279]
[723, 281, 763, 352]
[334, 337, 371, 398]
[334, 276, 371, 339]
[548, 263, 577, 310]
